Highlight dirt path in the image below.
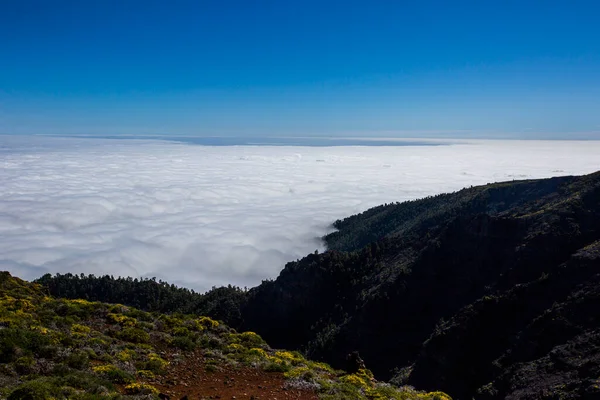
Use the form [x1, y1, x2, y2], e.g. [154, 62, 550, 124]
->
[148, 351, 319, 400]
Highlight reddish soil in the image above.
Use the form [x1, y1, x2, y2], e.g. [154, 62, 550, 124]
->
[146, 351, 319, 400]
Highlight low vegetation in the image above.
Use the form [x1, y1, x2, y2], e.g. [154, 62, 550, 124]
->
[0, 271, 449, 399]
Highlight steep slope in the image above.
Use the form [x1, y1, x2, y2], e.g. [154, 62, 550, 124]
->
[0, 271, 448, 400]
[240, 172, 600, 399]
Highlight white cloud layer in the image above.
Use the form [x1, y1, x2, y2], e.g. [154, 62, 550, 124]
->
[1, 136, 599, 291]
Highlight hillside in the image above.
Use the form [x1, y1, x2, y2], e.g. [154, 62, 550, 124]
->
[0, 271, 449, 400]
[33, 172, 600, 399]
[240, 172, 600, 399]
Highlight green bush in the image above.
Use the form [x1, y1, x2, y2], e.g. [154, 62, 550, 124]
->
[7, 380, 61, 400]
[137, 359, 165, 375]
[125, 309, 153, 322]
[58, 371, 114, 392]
[264, 361, 291, 373]
[37, 345, 59, 360]
[116, 327, 149, 344]
[238, 331, 266, 347]
[199, 334, 223, 350]
[92, 365, 134, 384]
[65, 351, 90, 370]
[105, 368, 133, 384]
[51, 363, 72, 376]
[0, 328, 51, 362]
[171, 336, 196, 351]
[14, 356, 35, 374]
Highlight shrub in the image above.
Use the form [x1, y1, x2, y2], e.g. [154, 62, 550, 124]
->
[7, 380, 61, 400]
[71, 324, 91, 335]
[117, 349, 136, 362]
[137, 353, 168, 375]
[226, 343, 243, 353]
[92, 364, 134, 384]
[137, 369, 155, 379]
[273, 350, 304, 366]
[239, 331, 265, 347]
[284, 366, 313, 380]
[107, 313, 137, 327]
[116, 327, 149, 344]
[340, 373, 369, 389]
[171, 336, 196, 351]
[125, 309, 154, 322]
[172, 327, 190, 336]
[264, 361, 291, 373]
[65, 350, 90, 370]
[124, 383, 159, 395]
[247, 347, 268, 359]
[57, 371, 115, 393]
[54, 301, 87, 318]
[14, 356, 35, 374]
[0, 328, 51, 362]
[199, 334, 223, 350]
[197, 316, 219, 329]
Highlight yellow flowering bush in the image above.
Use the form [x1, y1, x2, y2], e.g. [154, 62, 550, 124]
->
[274, 350, 304, 365]
[92, 364, 115, 374]
[197, 316, 219, 329]
[124, 383, 159, 395]
[117, 348, 136, 362]
[340, 373, 369, 389]
[30, 325, 50, 335]
[307, 360, 334, 373]
[227, 343, 243, 353]
[137, 369, 156, 379]
[239, 331, 265, 346]
[107, 313, 137, 327]
[71, 324, 91, 334]
[172, 326, 190, 336]
[147, 353, 169, 369]
[247, 347, 268, 358]
[92, 364, 134, 383]
[284, 366, 312, 379]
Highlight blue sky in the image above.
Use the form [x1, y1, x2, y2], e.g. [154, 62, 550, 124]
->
[1, 0, 599, 138]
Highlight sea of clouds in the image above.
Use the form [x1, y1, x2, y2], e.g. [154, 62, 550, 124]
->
[1, 135, 599, 291]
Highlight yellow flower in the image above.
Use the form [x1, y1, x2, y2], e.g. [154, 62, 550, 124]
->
[124, 383, 159, 395]
[227, 343, 243, 353]
[93, 364, 117, 374]
[117, 349, 136, 362]
[284, 366, 311, 379]
[137, 369, 156, 379]
[340, 374, 369, 389]
[197, 316, 219, 328]
[274, 351, 303, 364]
[147, 353, 169, 369]
[247, 348, 268, 358]
[71, 324, 91, 334]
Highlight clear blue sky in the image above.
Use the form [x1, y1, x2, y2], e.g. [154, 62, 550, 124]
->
[1, 0, 599, 138]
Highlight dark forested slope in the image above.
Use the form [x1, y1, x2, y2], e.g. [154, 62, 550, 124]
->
[241, 172, 600, 399]
[36, 273, 247, 327]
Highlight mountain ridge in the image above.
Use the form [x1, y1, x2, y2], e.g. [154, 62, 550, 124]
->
[240, 171, 600, 399]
